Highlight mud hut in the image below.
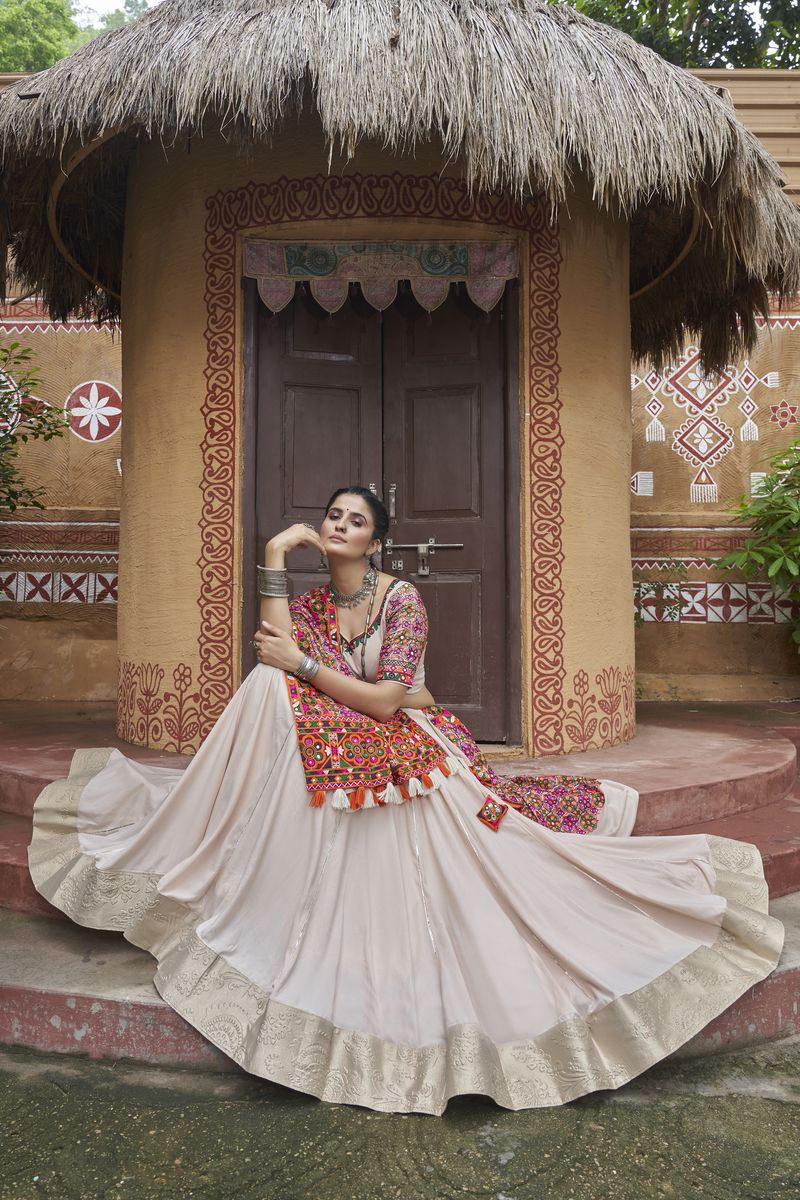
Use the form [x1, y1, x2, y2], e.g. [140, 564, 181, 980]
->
[1, 0, 798, 754]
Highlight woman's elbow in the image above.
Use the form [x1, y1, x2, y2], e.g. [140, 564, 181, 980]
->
[373, 693, 404, 723]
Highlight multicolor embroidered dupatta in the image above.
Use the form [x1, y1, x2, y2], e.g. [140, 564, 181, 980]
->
[286, 586, 456, 811]
[287, 583, 607, 834]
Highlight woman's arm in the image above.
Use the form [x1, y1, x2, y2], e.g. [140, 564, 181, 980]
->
[254, 621, 413, 723]
[258, 525, 324, 637]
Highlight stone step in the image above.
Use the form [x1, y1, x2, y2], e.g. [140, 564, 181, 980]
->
[0, 897, 797, 1073]
[493, 721, 797, 834]
[2, 704, 796, 835]
[0, 811, 66, 921]
[672, 788, 800, 900]
[0, 701, 188, 820]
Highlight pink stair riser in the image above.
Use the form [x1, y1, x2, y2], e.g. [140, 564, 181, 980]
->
[631, 746, 797, 833]
[675, 959, 800, 1058]
[0, 965, 797, 1076]
[0, 984, 241, 1073]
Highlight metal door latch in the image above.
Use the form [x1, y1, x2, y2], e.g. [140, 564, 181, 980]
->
[384, 537, 464, 576]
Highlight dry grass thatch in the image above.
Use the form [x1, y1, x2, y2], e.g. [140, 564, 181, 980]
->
[0, 0, 798, 370]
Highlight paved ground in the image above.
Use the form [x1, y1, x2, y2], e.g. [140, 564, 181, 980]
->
[1, 1039, 799, 1200]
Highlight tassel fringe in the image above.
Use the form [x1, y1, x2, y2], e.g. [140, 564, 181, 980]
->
[308, 755, 466, 812]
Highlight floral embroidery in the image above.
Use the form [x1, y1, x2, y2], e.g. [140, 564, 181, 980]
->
[377, 583, 428, 686]
[287, 586, 448, 810]
[426, 706, 605, 835]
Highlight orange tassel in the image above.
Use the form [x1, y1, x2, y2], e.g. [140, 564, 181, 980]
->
[439, 761, 451, 779]
[310, 791, 326, 808]
[399, 784, 411, 801]
[350, 786, 367, 810]
[421, 773, 434, 789]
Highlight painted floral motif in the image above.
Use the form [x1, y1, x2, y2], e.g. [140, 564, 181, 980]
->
[116, 660, 200, 753]
[65, 380, 122, 442]
[770, 399, 798, 429]
[563, 665, 636, 753]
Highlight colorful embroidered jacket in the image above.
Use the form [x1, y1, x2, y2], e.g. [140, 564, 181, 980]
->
[287, 582, 605, 834]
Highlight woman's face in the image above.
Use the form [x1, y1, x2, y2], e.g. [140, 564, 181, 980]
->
[320, 494, 379, 562]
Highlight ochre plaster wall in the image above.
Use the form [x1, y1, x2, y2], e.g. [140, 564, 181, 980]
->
[0, 309, 120, 700]
[118, 114, 636, 753]
[631, 308, 800, 700]
[557, 187, 635, 748]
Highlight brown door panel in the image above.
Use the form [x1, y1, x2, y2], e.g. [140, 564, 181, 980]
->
[382, 296, 506, 740]
[256, 288, 508, 741]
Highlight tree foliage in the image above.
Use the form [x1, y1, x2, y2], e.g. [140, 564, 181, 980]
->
[0, 343, 68, 513]
[68, 0, 151, 52]
[559, 1, 800, 68]
[0, 0, 76, 72]
[715, 439, 800, 655]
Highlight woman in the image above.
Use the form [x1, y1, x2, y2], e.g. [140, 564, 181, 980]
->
[29, 486, 783, 1115]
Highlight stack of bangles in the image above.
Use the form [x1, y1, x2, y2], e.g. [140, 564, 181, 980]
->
[294, 654, 320, 682]
[257, 565, 289, 597]
[256, 563, 320, 682]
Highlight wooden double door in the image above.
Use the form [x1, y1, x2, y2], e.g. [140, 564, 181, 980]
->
[252, 286, 515, 741]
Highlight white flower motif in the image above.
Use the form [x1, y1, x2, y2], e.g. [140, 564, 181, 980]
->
[689, 421, 720, 456]
[69, 382, 122, 441]
[684, 367, 714, 401]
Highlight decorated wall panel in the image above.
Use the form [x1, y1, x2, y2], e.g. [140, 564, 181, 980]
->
[0, 299, 121, 700]
[631, 308, 800, 699]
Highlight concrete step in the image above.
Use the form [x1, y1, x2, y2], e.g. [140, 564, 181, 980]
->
[0, 908, 236, 1073]
[0, 897, 797, 1073]
[493, 720, 797, 834]
[0, 811, 66, 921]
[0, 701, 188, 819]
[672, 788, 800, 900]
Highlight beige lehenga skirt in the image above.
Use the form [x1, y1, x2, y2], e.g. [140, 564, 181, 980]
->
[28, 663, 784, 1115]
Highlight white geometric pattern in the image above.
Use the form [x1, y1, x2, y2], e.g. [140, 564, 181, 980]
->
[633, 581, 796, 624]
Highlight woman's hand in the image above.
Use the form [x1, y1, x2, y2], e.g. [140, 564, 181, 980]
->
[266, 523, 324, 558]
[253, 621, 305, 672]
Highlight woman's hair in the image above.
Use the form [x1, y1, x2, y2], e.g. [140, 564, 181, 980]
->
[324, 486, 390, 550]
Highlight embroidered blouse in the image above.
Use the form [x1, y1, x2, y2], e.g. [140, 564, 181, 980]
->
[339, 579, 428, 694]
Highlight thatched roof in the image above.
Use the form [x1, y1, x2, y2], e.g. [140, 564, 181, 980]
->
[0, 0, 798, 370]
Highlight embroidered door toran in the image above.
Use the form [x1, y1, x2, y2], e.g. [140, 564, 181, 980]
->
[254, 285, 509, 741]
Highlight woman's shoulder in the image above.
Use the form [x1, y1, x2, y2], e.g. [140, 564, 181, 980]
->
[382, 575, 421, 602]
[382, 576, 427, 619]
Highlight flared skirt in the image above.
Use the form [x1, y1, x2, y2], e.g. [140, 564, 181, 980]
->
[27, 664, 784, 1115]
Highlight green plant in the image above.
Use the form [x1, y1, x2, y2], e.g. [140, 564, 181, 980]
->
[0, 341, 68, 512]
[713, 437, 800, 653]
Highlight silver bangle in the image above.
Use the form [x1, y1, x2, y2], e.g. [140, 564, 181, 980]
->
[258, 565, 289, 597]
[294, 655, 320, 682]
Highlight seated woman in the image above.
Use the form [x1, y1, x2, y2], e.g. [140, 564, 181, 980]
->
[28, 486, 784, 1116]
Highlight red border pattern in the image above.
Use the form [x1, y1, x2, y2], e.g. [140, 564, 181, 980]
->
[192, 174, 564, 750]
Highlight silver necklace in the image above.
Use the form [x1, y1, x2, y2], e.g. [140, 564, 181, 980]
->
[330, 564, 378, 609]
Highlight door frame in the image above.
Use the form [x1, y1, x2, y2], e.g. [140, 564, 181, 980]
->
[240, 233, 523, 746]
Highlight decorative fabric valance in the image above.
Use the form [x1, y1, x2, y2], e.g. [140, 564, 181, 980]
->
[242, 240, 519, 314]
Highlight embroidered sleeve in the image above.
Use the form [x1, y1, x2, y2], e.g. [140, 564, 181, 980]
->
[377, 583, 428, 687]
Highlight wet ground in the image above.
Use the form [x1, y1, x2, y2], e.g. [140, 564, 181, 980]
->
[1, 1039, 799, 1200]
